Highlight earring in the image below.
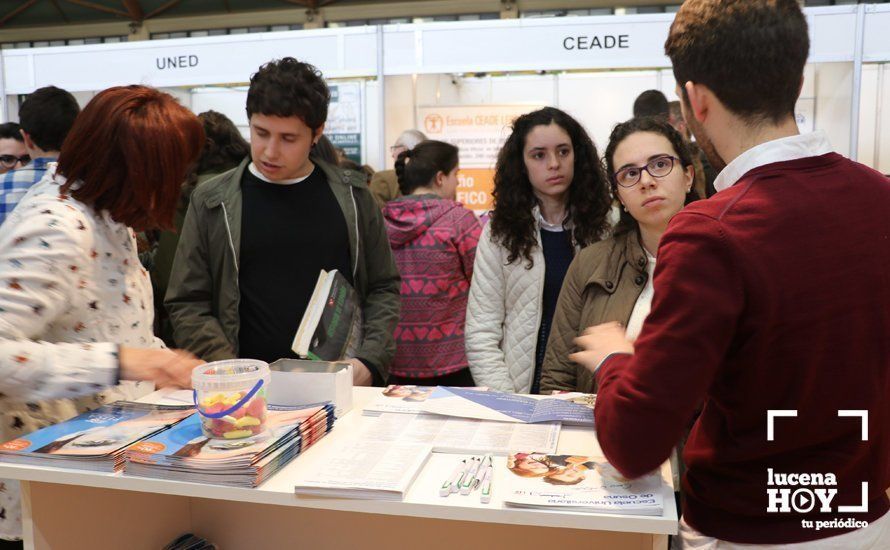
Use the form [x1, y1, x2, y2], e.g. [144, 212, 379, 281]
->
[622, 205, 627, 212]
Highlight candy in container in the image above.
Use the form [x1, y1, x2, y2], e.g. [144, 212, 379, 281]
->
[192, 359, 271, 439]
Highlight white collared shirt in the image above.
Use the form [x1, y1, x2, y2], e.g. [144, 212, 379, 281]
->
[713, 131, 834, 193]
[533, 205, 568, 232]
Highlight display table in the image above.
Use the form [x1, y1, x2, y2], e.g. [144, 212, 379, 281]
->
[0, 387, 678, 550]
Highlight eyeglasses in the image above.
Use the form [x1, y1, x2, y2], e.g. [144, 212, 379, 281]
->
[0, 155, 30, 169]
[613, 155, 679, 188]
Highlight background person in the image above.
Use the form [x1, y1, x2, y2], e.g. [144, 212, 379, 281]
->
[0, 86, 80, 226]
[369, 129, 427, 208]
[669, 100, 717, 198]
[632, 89, 669, 119]
[383, 140, 481, 387]
[465, 107, 611, 394]
[0, 85, 205, 544]
[0, 123, 28, 176]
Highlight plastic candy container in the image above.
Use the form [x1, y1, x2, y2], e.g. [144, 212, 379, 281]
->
[193, 360, 271, 439]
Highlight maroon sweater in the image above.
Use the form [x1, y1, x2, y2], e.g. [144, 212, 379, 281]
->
[595, 153, 890, 544]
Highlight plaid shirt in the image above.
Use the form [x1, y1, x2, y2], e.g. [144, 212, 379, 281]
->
[0, 157, 53, 227]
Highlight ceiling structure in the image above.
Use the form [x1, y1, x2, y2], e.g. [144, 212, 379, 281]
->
[0, 0, 682, 41]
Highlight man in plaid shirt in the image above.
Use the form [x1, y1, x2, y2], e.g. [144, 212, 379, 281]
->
[0, 86, 80, 226]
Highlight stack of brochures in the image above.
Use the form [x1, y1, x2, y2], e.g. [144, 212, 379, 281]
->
[502, 453, 664, 515]
[0, 402, 194, 473]
[126, 403, 335, 488]
[294, 439, 432, 501]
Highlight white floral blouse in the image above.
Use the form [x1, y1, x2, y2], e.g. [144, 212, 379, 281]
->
[0, 164, 161, 539]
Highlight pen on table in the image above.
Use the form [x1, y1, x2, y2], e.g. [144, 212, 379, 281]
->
[472, 454, 492, 490]
[453, 457, 475, 493]
[480, 465, 492, 504]
[440, 459, 466, 497]
[460, 457, 481, 495]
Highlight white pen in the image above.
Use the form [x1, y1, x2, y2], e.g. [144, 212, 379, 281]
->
[440, 459, 466, 497]
[460, 457, 481, 495]
[453, 457, 474, 493]
[480, 465, 492, 503]
[472, 454, 492, 490]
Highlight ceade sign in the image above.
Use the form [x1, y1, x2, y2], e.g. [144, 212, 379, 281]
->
[563, 35, 630, 50]
[156, 55, 199, 70]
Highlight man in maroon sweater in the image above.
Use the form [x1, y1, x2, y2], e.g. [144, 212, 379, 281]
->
[571, 1, 890, 547]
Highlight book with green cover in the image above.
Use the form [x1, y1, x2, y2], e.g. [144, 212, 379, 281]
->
[291, 269, 362, 362]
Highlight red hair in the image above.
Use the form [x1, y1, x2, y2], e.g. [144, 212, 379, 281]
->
[57, 85, 204, 231]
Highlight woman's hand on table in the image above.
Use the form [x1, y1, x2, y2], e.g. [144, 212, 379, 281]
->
[119, 347, 205, 389]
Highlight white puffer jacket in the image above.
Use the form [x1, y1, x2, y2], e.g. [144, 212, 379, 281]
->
[466, 213, 575, 393]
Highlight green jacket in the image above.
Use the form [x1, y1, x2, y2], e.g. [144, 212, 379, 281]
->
[539, 230, 649, 394]
[164, 157, 401, 382]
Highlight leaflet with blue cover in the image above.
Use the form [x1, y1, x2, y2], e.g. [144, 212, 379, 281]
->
[418, 387, 595, 426]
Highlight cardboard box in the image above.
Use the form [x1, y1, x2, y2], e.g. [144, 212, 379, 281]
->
[268, 359, 353, 418]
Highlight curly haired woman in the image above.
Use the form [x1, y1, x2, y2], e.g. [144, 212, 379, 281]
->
[465, 107, 611, 394]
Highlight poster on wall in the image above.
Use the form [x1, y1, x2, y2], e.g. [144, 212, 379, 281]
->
[416, 104, 541, 213]
[327, 82, 363, 164]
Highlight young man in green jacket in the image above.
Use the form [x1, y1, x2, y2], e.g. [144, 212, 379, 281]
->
[165, 57, 400, 385]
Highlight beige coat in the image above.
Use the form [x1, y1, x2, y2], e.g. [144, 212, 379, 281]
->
[540, 230, 650, 393]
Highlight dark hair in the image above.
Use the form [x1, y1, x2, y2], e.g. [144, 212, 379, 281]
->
[665, 0, 808, 124]
[491, 107, 611, 267]
[394, 140, 459, 195]
[604, 117, 699, 236]
[668, 100, 683, 122]
[0, 122, 23, 142]
[312, 135, 339, 166]
[196, 110, 249, 174]
[19, 86, 80, 152]
[246, 57, 330, 131]
[633, 90, 669, 118]
[57, 86, 204, 232]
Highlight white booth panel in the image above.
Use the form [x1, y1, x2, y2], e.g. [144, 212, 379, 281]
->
[2, 28, 379, 94]
[808, 7, 859, 63]
[414, 74, 556, 107]
[557, 71, 661, 151]
[857, 64, 880, 169]
[365, 79, 382, 166]
[383, 15, 673, 76]
[864, 5, 890, 63]
[814, 63, 855, 158]
[190, 87, 250, 138]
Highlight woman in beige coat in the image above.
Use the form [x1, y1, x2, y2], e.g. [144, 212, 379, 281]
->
[540, 117, 700, 394]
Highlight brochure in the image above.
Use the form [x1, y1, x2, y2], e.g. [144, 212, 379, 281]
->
[363, 385, 487, 416]
[291, 269, 363, 361]
[294, 440, 432, 501]
[503, 453, 664, 515]
[0, 402, 194, 472]
[126, 404, 335, 488]
[361, 413, 559, 455]
[418, 387, 595, 426]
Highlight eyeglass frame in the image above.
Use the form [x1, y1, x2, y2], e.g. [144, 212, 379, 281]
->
[0, 154, 30, 169]
[611, 155, 682, 188]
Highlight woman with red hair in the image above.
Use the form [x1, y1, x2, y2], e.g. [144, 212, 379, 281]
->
[0, 85, 205, 544]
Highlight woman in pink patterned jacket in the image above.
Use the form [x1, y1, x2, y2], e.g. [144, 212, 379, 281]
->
[383, 141, 481, 386]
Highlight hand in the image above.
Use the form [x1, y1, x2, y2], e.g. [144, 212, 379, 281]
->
[119, 347, 205, 389]
[569, 322, 634, 374]
[346, 358, 373, 386]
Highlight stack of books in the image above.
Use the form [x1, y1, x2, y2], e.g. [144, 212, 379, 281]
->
[126, 403, 335, 488]
[0, 402, 194, 473]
